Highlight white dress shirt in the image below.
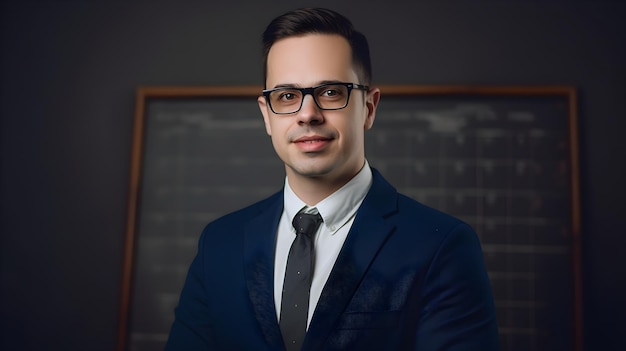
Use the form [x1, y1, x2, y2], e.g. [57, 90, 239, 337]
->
[274, 161, 373, 327]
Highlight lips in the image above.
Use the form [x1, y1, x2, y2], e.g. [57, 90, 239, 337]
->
[293, 135, 333, 152]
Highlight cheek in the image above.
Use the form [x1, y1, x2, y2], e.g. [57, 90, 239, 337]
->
[338, 120, 364, 148]
[268, 120, 289, 145]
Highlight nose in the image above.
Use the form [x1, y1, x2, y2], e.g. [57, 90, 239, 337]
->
[297, 94, 324, 125]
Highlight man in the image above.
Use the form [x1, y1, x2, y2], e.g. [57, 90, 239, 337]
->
[165, 7, 498, 350]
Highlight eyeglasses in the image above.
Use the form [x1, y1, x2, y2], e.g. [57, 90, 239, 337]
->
[262, 82, 369, 114]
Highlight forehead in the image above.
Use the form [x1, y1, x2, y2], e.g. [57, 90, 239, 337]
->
[266, 34, 358, 88]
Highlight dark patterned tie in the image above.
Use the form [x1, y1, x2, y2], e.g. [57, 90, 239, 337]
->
[280, 210, 323, 351]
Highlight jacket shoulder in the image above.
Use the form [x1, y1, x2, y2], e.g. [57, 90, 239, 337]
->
[396, 193, 465, 228]
[369, 167, 467, 232]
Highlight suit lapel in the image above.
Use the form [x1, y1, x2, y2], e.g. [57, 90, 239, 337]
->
[243, 192, 285, 350]
[304, 169, 398, 350]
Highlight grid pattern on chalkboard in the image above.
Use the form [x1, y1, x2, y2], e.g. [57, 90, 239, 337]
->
[121, 89, 579, 351]
[366, 95, 575, 351]
[127, 99, 283, 351]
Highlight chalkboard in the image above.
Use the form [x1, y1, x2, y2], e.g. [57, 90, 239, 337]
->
[117, 85, 582, 351]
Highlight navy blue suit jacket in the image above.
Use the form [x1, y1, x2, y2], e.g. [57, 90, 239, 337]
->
[165, 169, 498, 350]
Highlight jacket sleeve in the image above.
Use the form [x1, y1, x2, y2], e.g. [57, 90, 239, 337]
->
[164, 232, 216, 350]
[415, 222, 499, 350]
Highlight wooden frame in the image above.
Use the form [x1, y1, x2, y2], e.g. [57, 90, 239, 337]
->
[117, 85, 581, 351]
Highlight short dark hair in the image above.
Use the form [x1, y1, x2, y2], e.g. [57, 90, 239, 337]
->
[261, 8, 372, 87]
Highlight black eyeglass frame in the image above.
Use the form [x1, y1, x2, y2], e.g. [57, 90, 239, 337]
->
[262, 82, 370, 115]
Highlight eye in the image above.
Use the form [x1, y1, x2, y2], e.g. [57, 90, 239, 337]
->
[320, 88, 341, 97]
[272, 89, 301, 104]
[278, 92, 297, 101]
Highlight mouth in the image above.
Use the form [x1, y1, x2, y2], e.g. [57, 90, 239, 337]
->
[293, 135, 333, 152]
[294, 136, 331, 143]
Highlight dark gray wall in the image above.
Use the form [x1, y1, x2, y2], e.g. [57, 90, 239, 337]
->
[1, 1, 624, 350]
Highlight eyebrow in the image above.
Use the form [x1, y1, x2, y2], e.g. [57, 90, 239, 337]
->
[271, 80, 345, 89]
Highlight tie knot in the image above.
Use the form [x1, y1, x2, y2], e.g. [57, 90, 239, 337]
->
[292, 212, 322, 237]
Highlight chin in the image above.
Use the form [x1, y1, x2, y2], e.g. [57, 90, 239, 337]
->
[295, 167, 333, 179]
[289, 162, 336, 179]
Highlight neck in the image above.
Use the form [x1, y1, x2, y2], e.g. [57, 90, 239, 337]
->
[286, 163, 364, 206]
[288, 177, 343, 206]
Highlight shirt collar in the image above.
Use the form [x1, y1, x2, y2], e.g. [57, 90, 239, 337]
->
[283, 160, 373, 235]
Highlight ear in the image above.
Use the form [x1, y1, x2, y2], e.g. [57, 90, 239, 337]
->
[363, 87, 380, 130]
[257, 95, 272, 136]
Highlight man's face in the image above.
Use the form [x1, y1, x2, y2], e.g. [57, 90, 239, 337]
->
[258, 34, 380, 187]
